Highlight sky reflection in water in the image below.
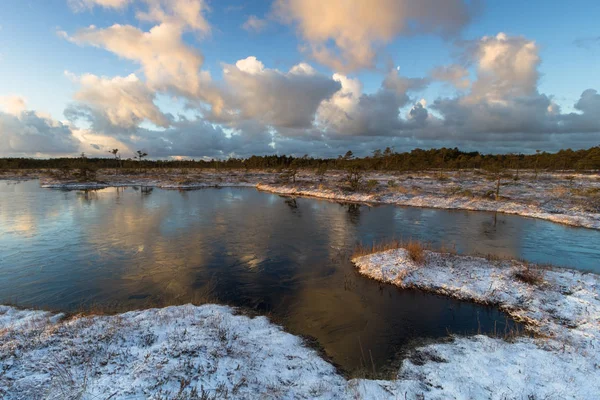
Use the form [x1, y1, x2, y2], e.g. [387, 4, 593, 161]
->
[1, 180, 599, 372]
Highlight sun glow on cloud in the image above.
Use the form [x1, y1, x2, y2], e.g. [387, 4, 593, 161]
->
[0, 0, 598, 158]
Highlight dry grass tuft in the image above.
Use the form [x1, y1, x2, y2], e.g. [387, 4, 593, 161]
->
[352, 239, 404, 258]
[513, 264, 545, 286]
[405, 241, 426, 265]
[352, 239, 428, 265]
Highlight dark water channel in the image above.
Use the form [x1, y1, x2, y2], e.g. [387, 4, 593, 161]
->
[1, 180, 599, 373]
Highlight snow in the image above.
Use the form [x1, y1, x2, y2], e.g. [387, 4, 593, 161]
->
[256, 171, 600, 230]
[353, 248, 600, 399]
[2, 250, 599, 398]
[0, 304, 348, 399]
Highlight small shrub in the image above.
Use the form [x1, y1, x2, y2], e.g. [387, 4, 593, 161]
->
[445, 186, 474, 198]
[75, 165, 98, 182]
[513, 265, 544, 286]
[315, 164, 328, 182]
[345, 167, 363, 191]
[278, 168, 298, 183]
[365, 179, 378, 192]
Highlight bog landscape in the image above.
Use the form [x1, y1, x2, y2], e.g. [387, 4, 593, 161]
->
[1, 1, 599, 399]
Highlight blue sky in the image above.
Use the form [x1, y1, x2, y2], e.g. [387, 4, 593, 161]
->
[1, 0, 599, 158]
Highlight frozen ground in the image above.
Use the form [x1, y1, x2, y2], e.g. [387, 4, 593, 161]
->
[3, 168, 598, 229]
[353, 248, 600, 399]
[3, 248, 600, 400]
[1, 304, 349, 399]
[0, 306, 590, 400]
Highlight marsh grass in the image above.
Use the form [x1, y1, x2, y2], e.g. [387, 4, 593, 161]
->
[352, 239, 429, 265]
[513, 264, 545, 286]
[405, 241, 426, 265]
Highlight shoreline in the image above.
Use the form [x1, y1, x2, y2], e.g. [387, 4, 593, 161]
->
[1, 242, 598, 397]
[2, 168, 597, 230]
[255, 183, 600, 230]
[351, 247, 600, 398]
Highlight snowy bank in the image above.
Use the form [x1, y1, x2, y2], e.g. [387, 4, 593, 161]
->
[352, 249, 600, 398]
[256, 182, 600, 230]
[0, 304, 347, 399]
[16, 168, 597, 230]
[2, 296, 599, 399]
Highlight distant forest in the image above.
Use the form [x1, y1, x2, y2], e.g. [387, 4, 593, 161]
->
[1, 146, 600, 172]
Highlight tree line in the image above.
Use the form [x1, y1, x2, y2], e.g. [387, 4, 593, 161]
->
[1, 146, 599, 172]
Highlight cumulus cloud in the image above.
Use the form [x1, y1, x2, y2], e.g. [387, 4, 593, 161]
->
[69, 0, 210, 34]
[242, 15, 267, 32]
[467, 33, 540, 103]
[62, 0, 224, 113]
[408, 33, 600, 145]
[274, 0, 477, 71]
[0, 109, 80, 156]
[68, 72, 170, 129]
[68, 0, 131, 11]
[67, 24, 206, 99]
[217, 57, 340, 129]
[59, 4, 600, 160]
[430, 64, 470, 89]
[383, 68, 429, 95]
[136, 0, 211, 34]
[0, 95, 28, 115]
[316, 68, 428, 137]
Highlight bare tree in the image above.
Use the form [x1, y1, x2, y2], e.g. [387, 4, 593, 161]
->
[109, 148, 121, 174]
[534, 149, 541, 180]
[135, 150, 148, 173]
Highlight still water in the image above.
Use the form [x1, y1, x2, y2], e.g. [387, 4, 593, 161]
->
[1, 180, 599, 373]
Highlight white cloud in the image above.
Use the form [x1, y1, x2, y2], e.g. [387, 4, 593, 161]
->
[136, 0, 211, 34]
[468, 33, 540, 103]
[67, 23, 209, 100]
[0, 95, 27, 116]
[69, 72, 170, 129]
[68, 0, 131, 11]
[274, 0, 477, 72]
[69, 0, 210, 34]
[217, 57, 340, 129]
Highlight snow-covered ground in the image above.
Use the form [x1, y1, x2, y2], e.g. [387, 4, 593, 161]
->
[255, 169, 600, 230]
[2, 246, 599, 398]
[0, 304, 349, 399]
[353, 248, 600, 399]
[4, 168, 596, 230]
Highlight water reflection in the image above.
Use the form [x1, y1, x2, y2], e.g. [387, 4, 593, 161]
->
[1, 180, 599, 373]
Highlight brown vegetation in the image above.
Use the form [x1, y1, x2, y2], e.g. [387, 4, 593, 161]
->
[405, 241, 426, 265]
[513, 264, 545, 286]
[352, 239, 428, 265]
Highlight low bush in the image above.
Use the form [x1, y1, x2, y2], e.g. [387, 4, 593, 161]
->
[513, 265, 545, 286]
[365, 179, 378, 192]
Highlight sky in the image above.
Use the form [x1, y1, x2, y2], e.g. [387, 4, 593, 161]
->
[0, 0, 599, 159]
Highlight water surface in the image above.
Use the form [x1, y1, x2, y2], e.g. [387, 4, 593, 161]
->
[1, 180, 598, 373]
